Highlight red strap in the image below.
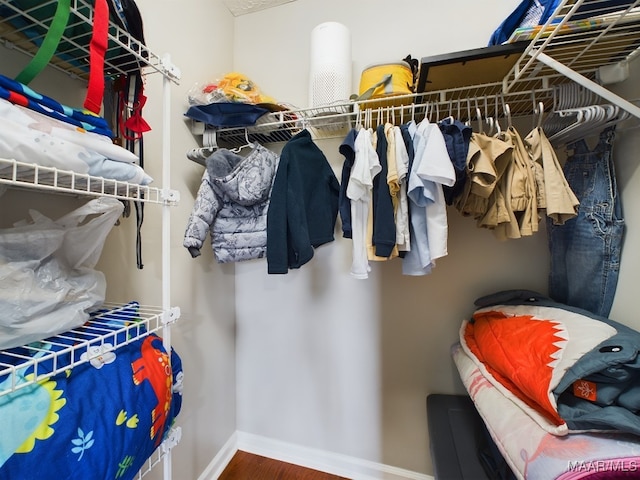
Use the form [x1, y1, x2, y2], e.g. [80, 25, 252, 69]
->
[124, 92, 151, 132]
[84, 0, 109, 114]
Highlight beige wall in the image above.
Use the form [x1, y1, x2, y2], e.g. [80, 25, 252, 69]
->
[3, 1, 640, 478]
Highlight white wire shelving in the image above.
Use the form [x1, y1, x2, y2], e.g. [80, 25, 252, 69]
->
[0, 1, 182, 478]
[194, 0, 640, 152]
[0, 0, 180, 82]
[0, 302, 179, 396]
[504, 0, 640, 89]
[194, 84, 560, 151]
[504, 0, 640, 118]
[0, 157, 179, 204]
[136, 426, 182, 479]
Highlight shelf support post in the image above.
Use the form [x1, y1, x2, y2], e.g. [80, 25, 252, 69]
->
[161, 53, 174, 480]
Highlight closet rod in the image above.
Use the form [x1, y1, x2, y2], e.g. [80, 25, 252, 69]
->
[198, 86, 558, 154]
[355, 87, 555, 121]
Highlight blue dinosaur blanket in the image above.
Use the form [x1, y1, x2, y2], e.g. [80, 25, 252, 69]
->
[0, 302, 183, 480]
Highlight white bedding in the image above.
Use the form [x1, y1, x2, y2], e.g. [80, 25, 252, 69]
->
[0, 97, 152, 185]
[452, 342, 640, 479]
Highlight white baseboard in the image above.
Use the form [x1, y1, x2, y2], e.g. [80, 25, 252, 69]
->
[197, 432, 238, 480]
[234, 431, 433, 480]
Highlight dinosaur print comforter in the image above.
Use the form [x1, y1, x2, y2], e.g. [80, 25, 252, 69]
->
[0, 303, 183, 480]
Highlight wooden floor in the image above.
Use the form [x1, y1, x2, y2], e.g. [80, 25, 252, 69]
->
[218, 451, 350, 480]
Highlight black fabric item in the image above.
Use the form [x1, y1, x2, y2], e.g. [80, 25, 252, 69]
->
[338, 128, 357, 239]
[427, 394, 494, 479]
[123, 73, 145, 270]
[119, 0, 146, 45]
[107, 0, 147, 71]
[477, 421, 517, 480]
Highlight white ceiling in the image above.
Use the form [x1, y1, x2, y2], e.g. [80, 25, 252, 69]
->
[222, 0, 297, 16]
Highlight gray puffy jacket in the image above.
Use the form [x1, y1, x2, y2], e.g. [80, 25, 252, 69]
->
[183, 144, 279, 263]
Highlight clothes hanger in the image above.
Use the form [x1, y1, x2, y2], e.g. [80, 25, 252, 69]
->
[465, 99, 472, 127]
[186, 145, 217, 165]
[439, 100, 454, 124]
[548, 107, 588, 144]
[548, 103, 624, 146]
[231, 128, 254, 153]
[203, 126, 218, 149]
[493, 95, 503, 135]
[533, 101, 545, 130]
[558, 104, 631, 144]
[483, 97, 495, 135]
[503, 102, 512, 130]
[475, 99, 483, 134]
[355, 106, 363, 130]
[441, 114, 455, 126]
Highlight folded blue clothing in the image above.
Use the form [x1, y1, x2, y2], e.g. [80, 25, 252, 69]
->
[0, 74, 113, 137]
[184, 101, 269, 127]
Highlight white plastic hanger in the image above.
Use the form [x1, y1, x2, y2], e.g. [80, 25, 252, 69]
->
[231, 129, 254, 153]
[533, 101, 545, 130]
[548, 103, 629, 146]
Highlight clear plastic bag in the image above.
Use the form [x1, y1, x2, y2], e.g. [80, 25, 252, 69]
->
[0, 197, 124, 350]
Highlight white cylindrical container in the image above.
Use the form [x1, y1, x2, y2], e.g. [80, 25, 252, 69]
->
[308, 22, 352, 108]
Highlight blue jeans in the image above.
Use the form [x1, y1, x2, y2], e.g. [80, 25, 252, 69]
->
[547, 127, 624, 317]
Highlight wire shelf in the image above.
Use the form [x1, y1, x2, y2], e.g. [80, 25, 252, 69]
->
[188, 0, 640, 154]
[0, 0, 179, 82]
[196, 85, 558, 152]
[0, 157, 178, 204]
[137, 447, 166, 479]
[0, 302, 168, 396]
[505, 0, 640, 90]
[135, 427, 182, 479]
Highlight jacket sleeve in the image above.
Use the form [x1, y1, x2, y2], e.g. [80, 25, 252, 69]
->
[183, 171, 220, 258]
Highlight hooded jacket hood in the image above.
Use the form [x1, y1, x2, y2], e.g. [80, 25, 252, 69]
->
[206, 144, 278, 206]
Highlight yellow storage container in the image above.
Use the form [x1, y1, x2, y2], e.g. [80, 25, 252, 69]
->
[357, 61, 414, 109]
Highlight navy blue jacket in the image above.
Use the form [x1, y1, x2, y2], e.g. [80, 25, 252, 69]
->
[372, 124, 397, 258]
[266, 129, 340, 274]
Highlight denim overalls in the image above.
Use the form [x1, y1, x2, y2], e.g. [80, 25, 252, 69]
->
[547, 127, 625, 317]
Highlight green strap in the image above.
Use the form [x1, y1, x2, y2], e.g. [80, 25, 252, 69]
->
[15, 0, 72, 85]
